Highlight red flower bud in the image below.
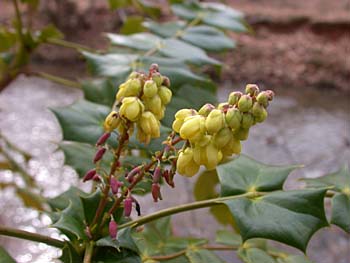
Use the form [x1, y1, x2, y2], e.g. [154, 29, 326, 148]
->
[126, 166, 141, 183]
[92, 174, 101, 182]
[152, 166, 161, 183]
[110, 177, 123, 195]
[93, 148, 106, 163]
[109, 220, 118, 239]
[124, 197, 133, 217]
[152, 183, 161, 202]
[96, 132, 111, 146]
[83, 169, 96, 182]
[162, 170, 175, 188]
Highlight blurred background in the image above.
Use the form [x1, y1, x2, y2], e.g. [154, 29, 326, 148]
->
[0, 0, 349, 262]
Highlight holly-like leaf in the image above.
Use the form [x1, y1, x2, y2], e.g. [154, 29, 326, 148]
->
[185, 249, 224, 263]
[143, 21, 185, 38]
[82, 51, 136, 79]
[0, 246, 16, 263]
[59, 141, 114, 178]
[238, 247, 276, 263]
[171, 2, 246, 32]
[51, 99, 110, 145]
[107, 33, 160, 51]
[217, 155, 300, 196]
[59, 242, 81, 263]
[181, 25, 235, 52]
[303, 165, 350, 233]
[224, 189, 328, 252]
[330, 193, 350, 233]
[159, 39, 221, 66]
[82, 78, 119, 107]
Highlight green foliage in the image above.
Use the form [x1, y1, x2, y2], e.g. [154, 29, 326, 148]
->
[303, 165, 350, 233]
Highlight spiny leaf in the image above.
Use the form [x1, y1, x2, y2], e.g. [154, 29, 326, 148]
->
[0, 246, 16, 263]
[217, 155, 300, 196]
[224, 189, 328, 252]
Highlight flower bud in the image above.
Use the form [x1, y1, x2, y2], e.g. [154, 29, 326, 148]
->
[255, 107, 268, 123]
[144, 94, 162, 116]
[104, 111, 121, 132]
[179, 115, 203, 141]
[238, 95, 253, 112]
[228, 91, 242, 105]
[205, 109, 225, 135]
[151, 183, 161, 202]
[137, 129, 151, 144]
[252, 102, 268, 123]
[198, 103, 215, 117]
[152, 72, 162, 86]
[110, 177, 123, 195]
[124, 197, 133, 217]
[162, 76, 171, 88]
[158, 86, 172, 105]
[109, 220, 118, 239]
[116, 79, 141, 102]
[265, 90, 275, 101]
[176, 147, 194, 175]
[256, 92, 269, 107]
[197, 134, 212, 147]
[214, 127, 233, 149]
[241, 113, 254, 129]
[184, 160, 200, 177]
[83, 169, 96, 182]
[93, 148, 106, 163]
[234, 128, 250, 141]
[92, 174, 101, 182]
[162, 170, 175, 188]
[245, 84, 259, 96]
[205, 142, 220, 170]
[221, 137, 241, 155]
[153, 105, 166, 120]
[193, 145, 207, 165]
[128, 71, 140, 79]
[175, 109, 195, 120]
[96, 132, 111, 146]
[217, 103, 230, 111]
[150, 63, 159, 73]
[152, 166, 161, 183]
[225, 108, 242, 130]
[119, 97, 144, 122]
[143, 80, 158, 98]
[138, 111, 160, 138]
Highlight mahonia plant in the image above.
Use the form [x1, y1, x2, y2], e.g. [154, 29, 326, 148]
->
[83, 64, 274, 240]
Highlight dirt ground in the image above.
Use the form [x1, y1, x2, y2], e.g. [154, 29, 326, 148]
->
[1, 0, 349, 93]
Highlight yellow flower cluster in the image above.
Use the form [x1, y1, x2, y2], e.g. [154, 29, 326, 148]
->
[173, 84, 274, 177]
[104, 65, 172, 144]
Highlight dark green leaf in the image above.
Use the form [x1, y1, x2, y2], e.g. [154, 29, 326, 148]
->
[159, 39, 221, 66]
[303, 165, 350, 192]
[80, 190, 102, 225]
[51, 99, 110, 145]
[82, 51, 135, 79]
[181, 26, 235, 52]
[137, 0, 161, 17]
[143, 21, 185, 38]
[224, 189, 328, 252]
[303, 165, 350, 232]
[52, 201, 87, 241]
[277, 255, 312, 263]
[185, 249, 224, 263]
[82, 78, 119, 107]
[59, 141, 114, 178]
[215, 230, 242, 247]
[59, 242, 81, 263]
[172, 2, 246, 32]
[47, 187, 86, 212]
[94, 248, 141, 263]
[0, 29, 17, 52]
[0, 246, 16, 263]
[217, 155, 300, 196]
[238, 247, 276, 263]
[331, 193, 350, 232]
[107, 33, 160, 51]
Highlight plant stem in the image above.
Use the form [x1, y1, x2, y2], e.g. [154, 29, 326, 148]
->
[0, 225, 65, 248]
[119, 192, 255, 229]
[32, 71, 81, 89]
[46, 38, 96, 53]
[83, 241, 94, 263]
[12, 0, 25, 44]
[90, 122, 131, 230]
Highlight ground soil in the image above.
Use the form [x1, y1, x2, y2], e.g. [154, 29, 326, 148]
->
[1, 0, 349, 92]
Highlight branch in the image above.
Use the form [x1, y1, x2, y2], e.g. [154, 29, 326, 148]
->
[83, 241, 94, 263]
[118, 192, 256, 229]
[0, 225, 65, 248]
[30, 71, 81, 89]
[46, 38, 97, 53]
